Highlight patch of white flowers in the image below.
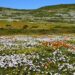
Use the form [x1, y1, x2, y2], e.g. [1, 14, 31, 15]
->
[0, 53, 40, 69]
[0, 49, 74, 74]
[0, 35, 74, 51]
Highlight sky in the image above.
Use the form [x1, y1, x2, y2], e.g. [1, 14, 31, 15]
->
[0, 0, 75, 9]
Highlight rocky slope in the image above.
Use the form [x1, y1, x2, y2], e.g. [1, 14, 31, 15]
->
[0, 4, 75, 23]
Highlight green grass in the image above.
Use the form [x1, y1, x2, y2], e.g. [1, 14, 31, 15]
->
[66, 40, 75, 44]
[0, 47, 38, 55]
[0, 21, 75, 35]
[0, 46, 54, 55]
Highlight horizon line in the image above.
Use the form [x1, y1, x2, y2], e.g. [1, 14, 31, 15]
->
[0, 3, 75, 10]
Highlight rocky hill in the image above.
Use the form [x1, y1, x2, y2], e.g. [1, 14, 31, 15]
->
[0, 4, 75, 23]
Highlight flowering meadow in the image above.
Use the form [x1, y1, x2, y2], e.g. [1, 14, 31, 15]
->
[0, 35, 75, 75]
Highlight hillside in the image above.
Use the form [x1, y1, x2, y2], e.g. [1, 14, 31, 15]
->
[0, 4, 75, 35]
[0, 4, 75, 23]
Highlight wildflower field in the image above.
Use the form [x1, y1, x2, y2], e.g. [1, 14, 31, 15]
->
[0, 3, 75, 75]
[0, 35, 75, 75]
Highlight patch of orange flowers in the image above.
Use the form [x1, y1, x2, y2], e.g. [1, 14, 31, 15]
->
[41, 41, 75, 50]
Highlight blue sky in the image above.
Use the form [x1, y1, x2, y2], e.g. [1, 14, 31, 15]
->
[0, 0, 75, 9]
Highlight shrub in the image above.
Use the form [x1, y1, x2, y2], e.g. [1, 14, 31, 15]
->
[23, 25, 28, 29]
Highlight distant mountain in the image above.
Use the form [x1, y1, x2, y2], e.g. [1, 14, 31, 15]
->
[0, 4, 75, 23]
[39, 4, 75, 10]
